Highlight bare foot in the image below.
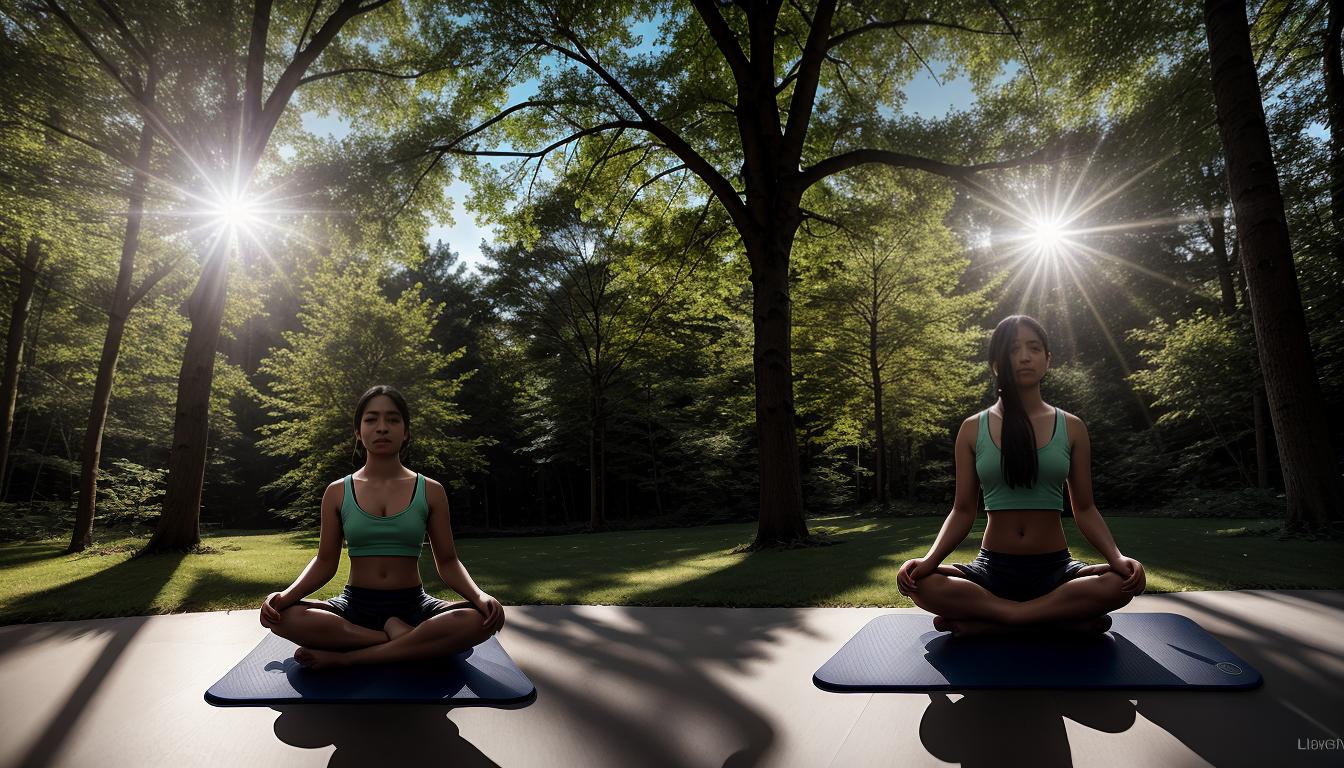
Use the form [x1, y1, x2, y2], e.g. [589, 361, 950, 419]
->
[934, 616, 1016, 638]
[1074, 564, 1112, 577]
[384, 616, 413, 641]
[294, 646, 349, 670]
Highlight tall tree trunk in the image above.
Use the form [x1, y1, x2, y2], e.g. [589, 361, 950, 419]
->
[1326, 0, 1344, 267]
[143, 246, 230, 553]
[870, 334, 888, 508]
[1209, 210, 1237, 314]
[70, 109, 156, 553]
[1253, 384, 1272, 489]
[0, 237, 42, 495]
[905, 436, 918, 500]
[1206, 0, 1344, 529]
[1236, 252, 1276, 490]
[646, 383, 663, 516]
[588, 378, 605, 529]
[748, 237, 809, 545]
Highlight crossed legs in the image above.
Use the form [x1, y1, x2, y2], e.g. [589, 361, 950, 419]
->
[909, 565, 1131, 636]
[269, 603, 493, 670]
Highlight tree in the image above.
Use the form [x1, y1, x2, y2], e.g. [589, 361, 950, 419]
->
[1205, 0, 1343, 530]
[795, 172, 986, 507]
[422, 0, 1194, 544]
[484, 183, 719, 527]
[31, 0, 415, 551]
[1328, 0, 1343, 267]
[1128, 311, 1261, 486]
[257, 262, 484, 516]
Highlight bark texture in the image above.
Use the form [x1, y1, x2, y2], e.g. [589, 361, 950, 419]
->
[0, 237, 43, 494]
[70, 99, 157, 553]
[1206, 0, 1343, 528]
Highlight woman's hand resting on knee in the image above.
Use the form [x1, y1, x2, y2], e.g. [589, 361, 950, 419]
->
[897, 558, 938, 596]
[1110, 556, 1147, 595]
[259, 591, 291, 628]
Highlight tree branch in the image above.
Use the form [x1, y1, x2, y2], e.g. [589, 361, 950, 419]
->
[297, 63, 454, 86]
[781, 0, 838, 163]
[984, 0, 1040, 96]
[798, 141, 1065, 197]
[827, 17, 1015, 51]
[688, 0, 752, 84]
[444, 120, 644, 160]
[521, 27, 748, 224]
[126, 252, 188, 311]
[243, 0, 273, 132]
[430, 100, 566, 154]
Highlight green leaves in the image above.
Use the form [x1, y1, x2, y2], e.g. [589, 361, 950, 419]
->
[256, 261, 484, 517]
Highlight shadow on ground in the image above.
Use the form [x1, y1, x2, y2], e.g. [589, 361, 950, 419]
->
[919, 690, 1137, 767]
[270, 705, 499, 767]
[908, 590, 1343, 767]
[3, 616, 149, 768]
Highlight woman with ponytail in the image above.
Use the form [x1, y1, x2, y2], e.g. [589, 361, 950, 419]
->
[896, 315, 1145, 637]
[258, 385, 504, 668]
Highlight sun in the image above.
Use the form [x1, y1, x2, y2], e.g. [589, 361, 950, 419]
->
[209, 190, 261, 234]
[1026, 216, 1070, 262]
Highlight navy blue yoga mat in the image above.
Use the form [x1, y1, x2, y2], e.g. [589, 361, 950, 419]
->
[206, 634, 535, 706]
[815, 613, 1262, 691]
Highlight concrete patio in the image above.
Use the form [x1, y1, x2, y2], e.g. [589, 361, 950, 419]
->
[2, 590, 1341, 767]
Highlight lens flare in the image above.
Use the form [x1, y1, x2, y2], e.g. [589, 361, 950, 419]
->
[1026, 216, 1069, 260]
[210, 190, 261, 233]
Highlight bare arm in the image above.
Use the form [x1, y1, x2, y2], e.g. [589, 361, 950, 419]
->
[424, 479, 486, 603]
[1064, 416, 1124, 565]
[278, 481, 344, 605]
[921, 417, 981, 566]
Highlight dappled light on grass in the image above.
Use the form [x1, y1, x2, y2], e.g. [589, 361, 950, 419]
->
[2, 515, 1342, 622]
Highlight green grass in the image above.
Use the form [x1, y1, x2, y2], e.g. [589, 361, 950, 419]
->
[1, 514, 1340, 625]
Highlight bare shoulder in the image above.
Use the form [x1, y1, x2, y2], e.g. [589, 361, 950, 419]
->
[1060, 410, 1089, 439]
[956, 413, 981, 446]
[422, 475, 449, 500]
[323, 478, 345, 499]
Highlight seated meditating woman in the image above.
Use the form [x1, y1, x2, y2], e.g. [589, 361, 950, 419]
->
[260, 384, 504, 669]
[897, 315, 1146, 637]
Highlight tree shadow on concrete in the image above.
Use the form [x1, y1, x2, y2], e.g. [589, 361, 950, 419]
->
[1131, 590, 1344, 766]
[505, 605, 783, 768]
[2, 551, 189, 766]
[5, 615, 150, 768]
[481, 545, 891, 767]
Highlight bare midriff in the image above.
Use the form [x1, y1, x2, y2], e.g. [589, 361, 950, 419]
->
[348, 556, 423, 589]
[982, 508, 1069, 554]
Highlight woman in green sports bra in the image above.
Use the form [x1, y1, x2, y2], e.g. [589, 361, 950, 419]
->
[258, 385, 504, 669]
[895, 315, 1147, 638]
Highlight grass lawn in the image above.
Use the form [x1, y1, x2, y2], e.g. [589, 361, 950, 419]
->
[1, 513, 1340, 625]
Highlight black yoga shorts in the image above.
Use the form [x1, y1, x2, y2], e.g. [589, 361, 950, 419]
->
[305, 584, 477, 631]
[951, 548, 1093, 602]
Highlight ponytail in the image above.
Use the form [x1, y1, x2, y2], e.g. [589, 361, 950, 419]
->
[987, 315, 1050, 488]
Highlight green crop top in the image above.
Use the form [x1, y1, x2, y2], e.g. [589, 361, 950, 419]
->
[975, 408, 1071, 511]
[340, 473, 428, 557]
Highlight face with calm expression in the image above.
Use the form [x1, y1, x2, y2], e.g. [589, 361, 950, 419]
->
[355, 394, 408, 456]
[993, 324, 1050, 388]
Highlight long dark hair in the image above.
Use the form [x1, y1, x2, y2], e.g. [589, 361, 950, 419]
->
[353, 384, 411, 463]
[987, 315, 1050, 488]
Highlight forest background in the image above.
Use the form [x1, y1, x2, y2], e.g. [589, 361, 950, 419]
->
[0, 0, 1339, 554]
